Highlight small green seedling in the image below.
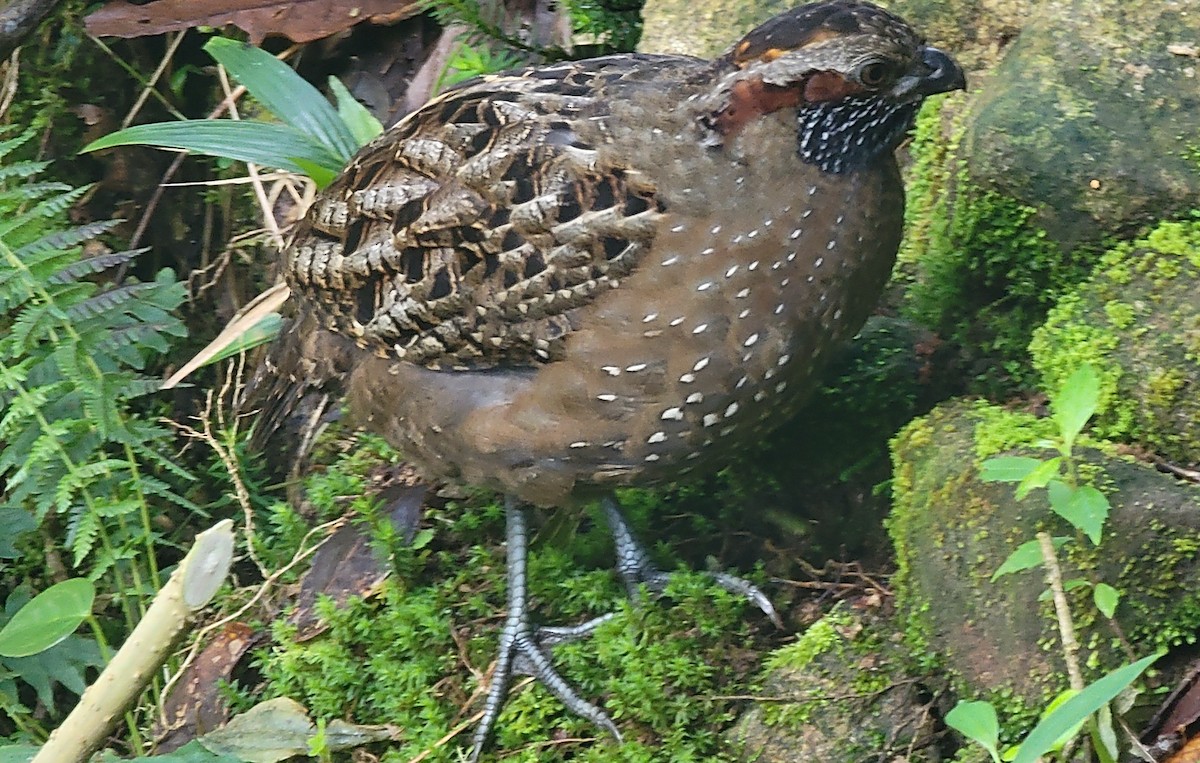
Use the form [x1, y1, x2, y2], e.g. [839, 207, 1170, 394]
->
[950, 365, 1152, 762]
[947, 653, 1159, 763]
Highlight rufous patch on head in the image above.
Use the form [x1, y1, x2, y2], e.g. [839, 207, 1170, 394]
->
[731, 25, 847, 66]
[802, 71, 864, 102]
[708, 77, 804, 139]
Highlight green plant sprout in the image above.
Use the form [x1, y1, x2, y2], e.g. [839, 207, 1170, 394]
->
[946, 653, 1159, 763]
[945, 364, 1157, 762]
[982, 364, 1112, 608]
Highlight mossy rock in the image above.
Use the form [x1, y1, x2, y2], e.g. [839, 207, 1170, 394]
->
[888, 399, 1200, 709]
[638, 0, 791, 56]
[731, 606, 950, 761]
[964, 2, 1200, 253]
[1030, 219, 1200, 465]
[638, 0, 1018, 64]
[898, 1, 1200, 385]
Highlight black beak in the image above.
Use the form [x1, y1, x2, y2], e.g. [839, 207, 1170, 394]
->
[891, 46, 967, 99]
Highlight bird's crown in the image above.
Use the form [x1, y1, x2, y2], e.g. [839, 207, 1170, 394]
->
[701, 0, 965, 172]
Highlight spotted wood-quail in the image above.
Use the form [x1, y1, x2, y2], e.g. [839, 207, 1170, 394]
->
[280, 0, 963, 756]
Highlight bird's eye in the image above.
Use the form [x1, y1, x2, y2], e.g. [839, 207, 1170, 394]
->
[858, 61, 890, 88]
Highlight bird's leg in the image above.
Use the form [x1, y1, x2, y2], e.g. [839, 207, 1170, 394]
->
[470, 497, 621, 762]
[601, 494, 783, 628]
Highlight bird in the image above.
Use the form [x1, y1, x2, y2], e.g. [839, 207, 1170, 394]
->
[277, 1, 964, 757]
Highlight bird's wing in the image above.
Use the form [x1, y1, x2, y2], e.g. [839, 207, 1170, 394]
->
[286, 55, 696, 370]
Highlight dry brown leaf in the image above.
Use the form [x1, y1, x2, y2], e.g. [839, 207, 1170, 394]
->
[85, 0, 422, 44]
[1167, 734, 1200, 763]
[1142, 660, 1200, 759]
[290, 481, 427, 641]
[155, 622, 259, 753]
[162, 281, 290, 391]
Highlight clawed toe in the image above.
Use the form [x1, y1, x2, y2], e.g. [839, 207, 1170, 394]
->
[470, 494, 778, 761]
[602, 495, 781, 626]
[470, 500, 621, 763]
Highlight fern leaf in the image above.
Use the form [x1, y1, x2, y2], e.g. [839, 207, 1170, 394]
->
[0, 160, 50, 183]
[21, 222, 125, 263]
[139, 475, 200, 510]
[64, 282, 153, 322]
[131, 439, 195, 482]
[0, 185, 89, 241]
[0, 127, 37, 161]
[66, 508, 100, 566]
[0, 381, 70, 441]
[47, 247, 141, 284]
[9, 298, 74, 350]
[12, 424, 74, 507]
[54, 459, 132, 512]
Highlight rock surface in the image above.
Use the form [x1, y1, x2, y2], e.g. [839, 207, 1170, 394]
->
[1030, 219, 1200, 465]
[889, 400, 1200, 704]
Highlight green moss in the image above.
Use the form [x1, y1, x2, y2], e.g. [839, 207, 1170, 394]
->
[1031, 218, 1200, 462]
[752, 608, 900, 743]
[1103, 301, 1135, 330]
[247, 428, 773, 761]
[897, 99, 1093, 390]
[889, 395, 1200, 752]
[969, 402, 1053, 461]
[764, 608, 856, 673]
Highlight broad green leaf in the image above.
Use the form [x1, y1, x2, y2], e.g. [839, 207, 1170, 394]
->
[0, 745, 38, 763]
[1011, 652, 1160, 763]
[328, 76, 384, 147]
[0, 632, 104, 708]
[204, 37, 358, 162]
[94, 740, 240, 762]
[945, 700, 1001, 763]
[1091, 703, 1120, 763]
[82, 121, 342, 176]
[1049, 483, 1109, 544]
[980, 456, 1043, 483]
[1015, 457, 1062, 499]
[993, 537, 1068, 581]
[1094, 583, 1120, 618]
[290, 157, 338, 188]
[1052, 364, 1100, 452]
[0, 578, 95, 657]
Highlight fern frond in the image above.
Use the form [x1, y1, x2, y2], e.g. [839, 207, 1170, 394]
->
[66, 509, 100, 565]
[47, 246, 140, 284]
[20, 221, 125, 262]
[0, 184, 90, 242]
[0, 160, 51, 183]
[64, 282, 154, 322]
[9, 297, 75, 349]
[139, 475, 200, 511]
[54, 459, 132, 512]
[0, 127, 38, 161]
[0, 148, 189, 578]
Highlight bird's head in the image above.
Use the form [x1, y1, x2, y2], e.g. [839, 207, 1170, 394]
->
[701, 0, 965, 173]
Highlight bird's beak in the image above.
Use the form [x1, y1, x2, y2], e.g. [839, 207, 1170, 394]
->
[890, 46, 967, 100]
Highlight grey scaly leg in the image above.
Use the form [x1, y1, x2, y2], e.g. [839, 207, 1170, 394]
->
[469, 497, 621, 762]
[600, 495, 782, 627]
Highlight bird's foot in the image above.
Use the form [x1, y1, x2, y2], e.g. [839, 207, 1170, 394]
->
[470, 618, 621, 763]
[470, 501, 621, 763]
[601, 495, 782, 628]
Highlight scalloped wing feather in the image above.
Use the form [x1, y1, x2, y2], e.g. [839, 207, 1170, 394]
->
[285, 57, 685, 370]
